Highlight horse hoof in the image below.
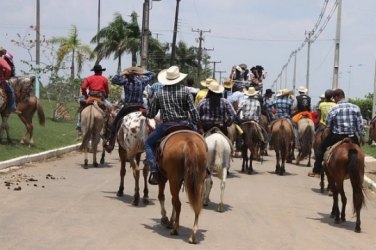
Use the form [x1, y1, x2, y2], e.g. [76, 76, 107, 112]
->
[355, 227, 361, 233]
[116, 191, 123, 197]
[189, 236, 197, 244]
[93, 163, 98, 168]
[100, 158, 105, 164]
[142, 198, 149, 205]
[161, 216, 169, 226]
[132, 199, 139, 206]
[170, 229, 178, 235]
[335, 218, 340, 224]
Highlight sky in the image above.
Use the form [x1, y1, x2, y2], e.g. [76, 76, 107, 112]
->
[2, 0, 376, 103]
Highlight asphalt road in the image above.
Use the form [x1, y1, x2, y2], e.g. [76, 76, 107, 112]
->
[0, 149, 376, 250]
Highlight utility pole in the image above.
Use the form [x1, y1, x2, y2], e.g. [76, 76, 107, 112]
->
[97, 0, 100, 44]
[332, 0, 342, 89]
[192, 29, 211, 80]
[305, 30, 314, 93]
[170, 0, 181, 65]
[215, 70, 226, 84]
[140, 0, 150, 69]
[35, 0, 40, 98]
[292, 50, 297, 93]
[209, 60, 221, 79]
[373, 60, 376, 119]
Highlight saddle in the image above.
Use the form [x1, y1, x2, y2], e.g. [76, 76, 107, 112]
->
[323, 138, 353, 164]
[241, 120, 266, 143]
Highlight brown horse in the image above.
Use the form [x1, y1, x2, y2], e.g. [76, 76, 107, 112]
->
[313, 127, 331, 192]
[296, 117, 315, 166]
[270, 118, 294, 175]
[79, 103, 104, 168]
[241, 120, 266, 174]
[157, 130, 207, 244]
[367, 117, 376, 145]
[324, 138, 365, 232]
[9, 76, 45, 146]
[0, 84, 11, 143]
[116, 111, 155, 206]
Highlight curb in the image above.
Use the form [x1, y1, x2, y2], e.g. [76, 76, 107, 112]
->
[0, 143, 81, 171]
[1, 144, 376, 192]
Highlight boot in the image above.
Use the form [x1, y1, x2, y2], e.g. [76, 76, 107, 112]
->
[148, 172, 160, 185]
[104, 135, 115, 153]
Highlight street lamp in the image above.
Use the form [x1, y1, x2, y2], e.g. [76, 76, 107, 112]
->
[141, 0, 161, 69]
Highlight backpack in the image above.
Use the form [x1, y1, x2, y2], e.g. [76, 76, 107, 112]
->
[0, 57, 11, 80]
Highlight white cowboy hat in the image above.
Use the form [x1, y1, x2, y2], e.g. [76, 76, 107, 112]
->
[200, 78, 216, 87]
[207, 80, 224, 94]
[244, 87, 259, 96]
[276, 88, 290, 97]
[297, 86, 308, 93]
[320, 94, 325, 99]
[158, 66, 187, 85]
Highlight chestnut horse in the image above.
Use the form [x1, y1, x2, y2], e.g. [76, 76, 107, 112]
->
[367, 116, 376, 145]
[79, 103, 104, 168]
[324, 138, 365, 232]
[116, 111, 155, 206]
[270, 118, 294, 175]
[157, 130, 207, 244]
[241, 120, 266, 174]
[296, 117, 315, 166]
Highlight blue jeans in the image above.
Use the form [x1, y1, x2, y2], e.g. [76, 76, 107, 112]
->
[145, 120, 196, 173]
[3, 81, 16, 111]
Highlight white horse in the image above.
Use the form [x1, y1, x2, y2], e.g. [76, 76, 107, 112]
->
[203, 128, 232, 212]
[116, 111, 155, 206]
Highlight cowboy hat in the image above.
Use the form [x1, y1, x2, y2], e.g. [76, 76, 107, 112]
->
[276, 88, 290, 97]
[265, 89, 275, 95]
[244, 87, 259, 96]
[158, 65, 187, 85]
[91, 64, 106, 72]
[121, 66, 145, 75]
[223, 79, 234, 89]
[239, 63, 247, 70]
[297, 86, 308, 93]
[200, 78, 216, 87]
[320, 94, 325, 99]
[207, 80, 224, 94]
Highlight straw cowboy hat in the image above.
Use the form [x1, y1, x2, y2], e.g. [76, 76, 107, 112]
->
[223, 79, 234, 89]
[158, 65, 187, 85]
[200, 78, 216, 87]
[297, 86, 308, 93]
[207, 80, 224, 94]
[121, 66, 145, 75]
[244, 87, 259, 96]
[276, 88, 290, 97]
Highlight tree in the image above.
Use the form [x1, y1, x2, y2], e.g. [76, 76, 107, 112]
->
[349, 93, 373, 120]
[91, 12, 141, 73]
[51, 25, 93, 79]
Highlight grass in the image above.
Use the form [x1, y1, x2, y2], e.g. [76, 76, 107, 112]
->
[0, 99, 79, 162]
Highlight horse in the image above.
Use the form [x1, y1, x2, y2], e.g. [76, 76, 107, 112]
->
[313, 127, 331, 193]
[79, 103, 105, 168]
[270, 118, 295, 175]
[295, 117, 315, 166]
[324, 138, 365, 233]
[203, 128, 232, 212]
[241, 120, 266, 174]
[157, 130, 207, 244]
[0, 83, 11, 143]
[116, 111, 155, 206]
[367, 117, 376, 145]
[9, 76, 45, 146]
[259, 114, 270, 156]
[227, 123, 242, 157]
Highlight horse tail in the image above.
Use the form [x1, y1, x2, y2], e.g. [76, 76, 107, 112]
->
[301, 125, 314, 157]
[213, 138, 224, 177]
[36, 98, 45, 126]
[347, 148, 365, 213]
[184, 139, 204, 215]
[79, 107, 94, 151]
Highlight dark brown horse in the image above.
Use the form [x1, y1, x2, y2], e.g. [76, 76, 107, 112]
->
[296, 117, 315, 166]
[324, 138, 365, 232]
[270, 118, 294, 175]
[241, 120, 266, 174]
[157, 130, 207, 244]
[367, 117, 376, 145]
[313, 127, 331, 192]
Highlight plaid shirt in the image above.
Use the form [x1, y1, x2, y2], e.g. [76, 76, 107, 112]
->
[148, 84, 199, 124]
[238, 96, 261, 122]
[198, 97, 236, 124]
[326, 99, 365, 136]
[268, 96, 293, 119]
[111, 71, 155, 105]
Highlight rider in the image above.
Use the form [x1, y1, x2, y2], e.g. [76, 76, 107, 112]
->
[145, 66, 199, 185]
[308, 88, 365, 177]
[197, 79, 237, 136]
[78, 64, 110, 131]
[262, 88, 275, 122]
[0, 47, 20, 114]
[317, 89, 335, 130]
[104, 66, 155, 153]
[268, 88, 293, 120]
[194, 78, 211, 106]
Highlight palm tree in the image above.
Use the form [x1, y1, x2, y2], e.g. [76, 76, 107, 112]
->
[91, 12, 141, 73]
[50, 25, 93, 79]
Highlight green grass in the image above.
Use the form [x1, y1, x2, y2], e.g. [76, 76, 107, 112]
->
[0, 99, 79, 162]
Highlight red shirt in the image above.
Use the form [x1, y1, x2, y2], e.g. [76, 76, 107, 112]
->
[81, 73, 109, 98]
[0, 57, 11, 80]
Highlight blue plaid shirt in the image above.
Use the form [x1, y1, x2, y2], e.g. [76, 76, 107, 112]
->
[326, 99, 365, 136]
[268, 96, 293, 119]
[198, 97, 236, 125]
[148, 84, 199, 124]
[111, 71, 155, 105]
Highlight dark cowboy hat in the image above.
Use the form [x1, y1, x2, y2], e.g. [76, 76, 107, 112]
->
[91, 64, 106, 72]
[265, 89, 275, 95]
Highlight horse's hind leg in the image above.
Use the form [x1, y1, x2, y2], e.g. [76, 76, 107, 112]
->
[117, 148, 127, 196]
[218, 168, 227, 212]
[158, 181, 169, 226]
[132, 161, 141, 206]
[170, 191, 181, 236]
[142, 159, 149, 205]
[203, 173, 213, 206]
[189, 212, 199, 244]
[338, 182, 347, 222]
